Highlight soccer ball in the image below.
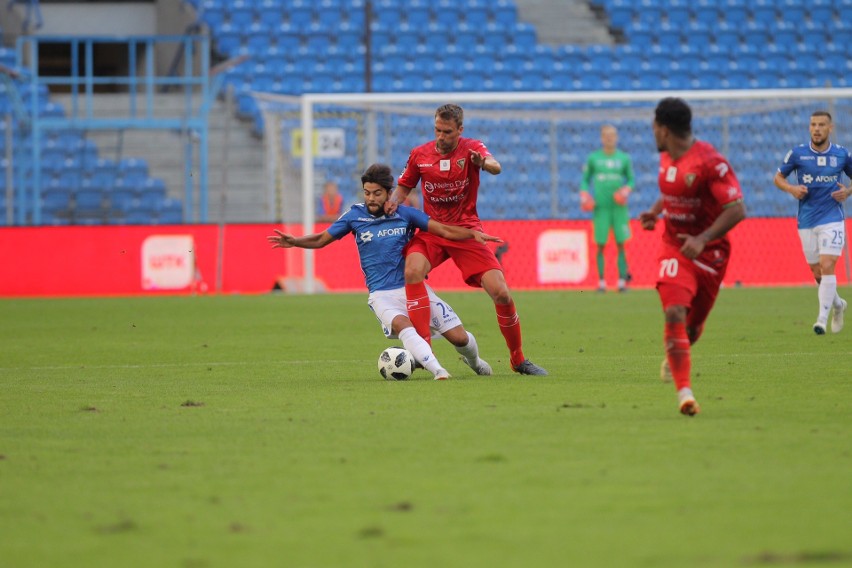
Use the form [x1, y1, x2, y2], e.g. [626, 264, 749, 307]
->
[378, 347, 415, 381]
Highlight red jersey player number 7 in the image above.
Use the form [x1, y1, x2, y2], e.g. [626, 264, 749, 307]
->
[384, 103, 547, 376]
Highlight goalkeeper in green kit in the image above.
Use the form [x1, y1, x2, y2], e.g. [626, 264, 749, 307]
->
[579, 124, 636, 292]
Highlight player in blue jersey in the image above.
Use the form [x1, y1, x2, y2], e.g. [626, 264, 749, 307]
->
[774, 110, 852, 335]
[267, 163, 502, 380]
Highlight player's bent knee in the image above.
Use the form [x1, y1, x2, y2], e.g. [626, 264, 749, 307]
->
[664, 305, 687, 323]
[441, 325, 469, 346]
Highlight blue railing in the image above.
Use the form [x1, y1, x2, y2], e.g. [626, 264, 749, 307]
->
[13, 35, 214, 225]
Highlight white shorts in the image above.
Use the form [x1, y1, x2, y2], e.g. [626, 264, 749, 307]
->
[798, 221, 846, 264]
[368, 284, 463, 339]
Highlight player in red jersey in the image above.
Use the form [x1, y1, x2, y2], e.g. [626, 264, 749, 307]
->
[385, 103, 547, 375]
[638, 98, 746, 416]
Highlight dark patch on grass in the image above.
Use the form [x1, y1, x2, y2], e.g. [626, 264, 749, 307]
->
[0, 455, 6, 460]
[357, 525, 384, 539]
[387, 501, 413, 512]
[744, 550, 852, 565]
[476, 453, 506, 463]
[228, 522, 248, 533]
[96, 519, 137, 534]
[181, 400, 205, 407]
[182, 559, 210, 568]
[558, 402, 591, 410]
[81, 406, 99, 413]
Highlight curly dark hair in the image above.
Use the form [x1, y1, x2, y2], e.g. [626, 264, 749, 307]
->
[360, 163, 395, 191]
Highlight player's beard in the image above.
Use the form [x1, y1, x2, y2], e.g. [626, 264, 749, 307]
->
[436, 140, 454, 154]
[366, 203, 383, 216]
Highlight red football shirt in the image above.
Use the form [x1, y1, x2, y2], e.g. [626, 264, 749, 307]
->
[397, 137, 491, 229]
[658, 140, 743, 252]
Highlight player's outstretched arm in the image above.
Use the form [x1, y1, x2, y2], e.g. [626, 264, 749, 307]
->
[267, 229, 334, 249]
[427, 220, 502, 244]
[385, 185, 413, 216]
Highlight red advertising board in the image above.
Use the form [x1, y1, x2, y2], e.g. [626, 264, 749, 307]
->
[0, 218, 846, 297]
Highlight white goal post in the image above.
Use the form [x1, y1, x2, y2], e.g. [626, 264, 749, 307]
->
[254, 88, 852, 293]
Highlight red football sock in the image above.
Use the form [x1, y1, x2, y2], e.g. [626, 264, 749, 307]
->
[496, 301, 525, 367]
[665, 321, 691, 391]
[405, 282, 431, 346]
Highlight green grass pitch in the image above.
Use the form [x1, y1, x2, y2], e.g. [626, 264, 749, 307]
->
[1, 288, 850, 567]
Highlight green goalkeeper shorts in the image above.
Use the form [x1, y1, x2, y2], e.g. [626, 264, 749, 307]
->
[593, 206, 631, 245]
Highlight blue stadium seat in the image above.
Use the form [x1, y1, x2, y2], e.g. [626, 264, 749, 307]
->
[287, 7, 313, 28]
[809, 7, 834, 25]
[316, 6, 342, 28]
[42, 187, 73, 214]
[229, 6, 255, 28]
[257, 6, 283, 28]
[718, 6, 747, 24]
[433, 5, 462, 28]
[692, 6, 719, 26]
[73, 188, 105, 215]
[608, 6, 633, 29]
[215, 29, 243, 56]
[511, 23, 537, 51]
[749, 6, 777, 24]
[157, 199, 184, 224]
[666, 7, 690, 25]
[200, 6, 226, 29]
[714, 30, 740, 50]
[108, 187, 138, 213]
[124, 210, 153, 225]
[493, 4, 517, 27]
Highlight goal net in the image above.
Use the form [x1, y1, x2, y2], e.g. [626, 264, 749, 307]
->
[254, 88, 852, 292]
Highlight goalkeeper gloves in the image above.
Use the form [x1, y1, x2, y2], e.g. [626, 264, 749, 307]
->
[613, 186, 632, 206]
[580, 191, 595, 212]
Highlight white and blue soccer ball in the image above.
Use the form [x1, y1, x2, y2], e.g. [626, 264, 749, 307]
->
[378, 347, 414, 381]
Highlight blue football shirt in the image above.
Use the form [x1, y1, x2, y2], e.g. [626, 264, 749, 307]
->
[326, 203, 430, 292]
[777, 142, 852, 229]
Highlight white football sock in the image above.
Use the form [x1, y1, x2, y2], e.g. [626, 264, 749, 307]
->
[399, 327, 442, 374]
[454, 331, 479, 362]
[817, 274, 837, 324]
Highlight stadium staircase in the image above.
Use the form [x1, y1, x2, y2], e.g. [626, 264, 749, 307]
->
[514, 0, 612, 46]
[65, 93, 267, 224]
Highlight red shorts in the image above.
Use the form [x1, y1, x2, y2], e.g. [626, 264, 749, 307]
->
[656, 244, 729, 330]
[405, 231, 502, 287]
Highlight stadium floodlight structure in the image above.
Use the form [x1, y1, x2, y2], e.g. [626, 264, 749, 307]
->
[254, 88, 852, 294]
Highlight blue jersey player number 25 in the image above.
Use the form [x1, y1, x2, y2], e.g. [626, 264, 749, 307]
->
[774, 110, 852, 335]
